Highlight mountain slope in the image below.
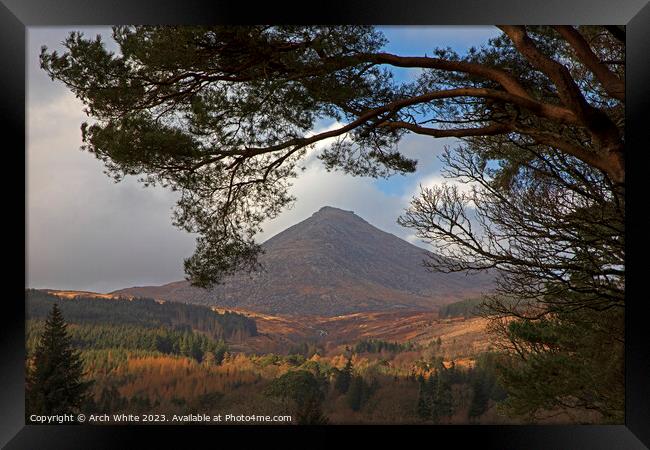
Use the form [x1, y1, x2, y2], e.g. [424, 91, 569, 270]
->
[112, 206, 494, 315]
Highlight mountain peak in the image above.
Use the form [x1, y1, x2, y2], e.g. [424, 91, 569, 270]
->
[313, 206, 356, 216]
[114, 206, 495, 315]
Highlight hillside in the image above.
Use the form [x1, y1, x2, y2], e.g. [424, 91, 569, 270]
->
[231, 308, 492, 359]
[113, 206, 495, 315]
[26, 288, 491, 359]
[25, 289, 257, 341]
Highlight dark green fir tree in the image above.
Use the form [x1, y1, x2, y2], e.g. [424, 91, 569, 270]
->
[334, 356, 353, 394]
[416, 374, 432, 419]
[26, 303, 92, 416]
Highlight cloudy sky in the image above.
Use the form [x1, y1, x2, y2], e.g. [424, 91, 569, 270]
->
[26, 26, 500, 293]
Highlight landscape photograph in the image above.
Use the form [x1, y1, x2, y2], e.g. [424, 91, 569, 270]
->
[26, 25, 625, 426]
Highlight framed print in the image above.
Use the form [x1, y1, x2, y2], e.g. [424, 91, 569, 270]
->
[2, 0, 649, 448]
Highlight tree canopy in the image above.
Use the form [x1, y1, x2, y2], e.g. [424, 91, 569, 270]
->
[264, 369, 328, 424]
[41, 25, 625, 421]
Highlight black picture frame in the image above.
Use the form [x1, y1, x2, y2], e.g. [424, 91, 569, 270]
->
[3, 1, 649, 448]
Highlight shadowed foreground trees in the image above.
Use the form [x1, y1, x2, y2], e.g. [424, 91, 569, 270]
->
[41, 25, 624, 421]
[26, 303, 92, 416]
[265, 369, 328, 424]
